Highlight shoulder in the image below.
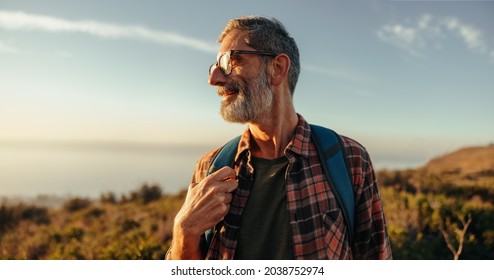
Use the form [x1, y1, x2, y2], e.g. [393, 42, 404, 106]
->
[338, 134, 375, 180]
[339, 135, 370, 161]
[336, 134, 377, 193]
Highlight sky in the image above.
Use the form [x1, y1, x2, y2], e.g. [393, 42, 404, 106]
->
[1, 0, 493, 169]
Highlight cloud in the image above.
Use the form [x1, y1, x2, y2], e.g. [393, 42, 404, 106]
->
[377, 14, 492, 62]
[443, 17, 487, 54]
[377, 24, 424, 57]
[0, 10, 217, 53]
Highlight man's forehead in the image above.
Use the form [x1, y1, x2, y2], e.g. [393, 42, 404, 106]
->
[218, 30, 251, 53]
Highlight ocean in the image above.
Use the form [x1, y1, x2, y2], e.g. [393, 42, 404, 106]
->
[0, 141, 216, 200]
[0, 141, 426, 201]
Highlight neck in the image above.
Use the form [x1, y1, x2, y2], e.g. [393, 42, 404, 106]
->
[248, 96, 298, 159]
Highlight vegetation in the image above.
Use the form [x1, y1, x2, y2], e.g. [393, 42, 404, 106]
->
[377, 144, 494, 259]
[378, 169, 493, 259]
[0, 184, 185, 260]
[1, 146, 493, 259]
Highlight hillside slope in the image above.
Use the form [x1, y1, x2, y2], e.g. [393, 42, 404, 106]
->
[424, 144, 494, 176]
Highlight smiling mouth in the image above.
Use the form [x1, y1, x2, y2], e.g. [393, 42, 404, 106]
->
[222, 91, 237, 97]
[218, 88, 239, 98]
[218, 83, 240, 98]
[220, 92, 238, 103]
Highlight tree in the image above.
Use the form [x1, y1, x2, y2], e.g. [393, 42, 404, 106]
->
[438, 211, 473, 260]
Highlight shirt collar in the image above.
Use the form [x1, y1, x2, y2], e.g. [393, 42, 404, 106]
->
[285, 114, 312, 158]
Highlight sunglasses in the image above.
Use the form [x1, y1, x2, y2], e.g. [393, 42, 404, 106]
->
[209, 50, 278, 76]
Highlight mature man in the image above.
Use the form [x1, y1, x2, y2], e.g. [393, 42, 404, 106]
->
[167, 16, 392, 260]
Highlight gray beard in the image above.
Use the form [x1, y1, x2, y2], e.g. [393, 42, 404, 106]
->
[220, 71, 273, 124]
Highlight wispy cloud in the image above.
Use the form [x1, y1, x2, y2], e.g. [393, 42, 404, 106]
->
[443, 17, 487, 54]
[377, 14, 493, 62]
[0, 10, 217, 53]
[377, 24, 425, 57]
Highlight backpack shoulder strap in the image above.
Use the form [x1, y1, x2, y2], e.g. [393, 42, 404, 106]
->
[204, 135, 241, 249]
[310, 124, 355, 242]
[207, 135, 242, 175]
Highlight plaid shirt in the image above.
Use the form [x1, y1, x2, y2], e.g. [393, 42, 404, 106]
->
[191, 115, 392, 260]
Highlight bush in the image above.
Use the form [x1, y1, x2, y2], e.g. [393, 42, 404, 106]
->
[20, 205, 50, 225]
[100, 192, 118, 204]
[0, 205, 16, 233]
[63, 198, 92, 212]
[130, 184, 162, 204]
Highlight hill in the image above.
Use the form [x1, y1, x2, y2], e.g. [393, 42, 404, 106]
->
[423, 144, 494, 176]
[417, 144, 494, 190]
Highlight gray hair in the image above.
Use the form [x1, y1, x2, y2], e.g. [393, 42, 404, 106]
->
[218, 16, 300, 96]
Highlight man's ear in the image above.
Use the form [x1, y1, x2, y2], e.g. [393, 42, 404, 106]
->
[270, 54, 291, 87]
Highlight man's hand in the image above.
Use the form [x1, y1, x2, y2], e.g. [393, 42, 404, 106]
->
[168, 166, 238, 259]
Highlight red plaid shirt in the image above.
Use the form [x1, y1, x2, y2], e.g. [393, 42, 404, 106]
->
[191, 115, 392, 260]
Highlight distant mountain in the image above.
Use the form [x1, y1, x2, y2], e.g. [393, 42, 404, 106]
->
[423, 144, 494, 176]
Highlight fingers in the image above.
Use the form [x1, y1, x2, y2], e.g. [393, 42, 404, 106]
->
[222, 179, 238, 193]
[201, 166, 238, 193]
[224, 192, 233, 204]
[210, 166, 237, 182]
[177, 167, 238, 234]
[189, 166, 236, 191]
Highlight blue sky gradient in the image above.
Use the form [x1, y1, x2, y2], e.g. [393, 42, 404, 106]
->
[1, 0, 493, 169]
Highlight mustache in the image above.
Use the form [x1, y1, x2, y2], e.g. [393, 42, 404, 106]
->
[217, 82, 240, 96]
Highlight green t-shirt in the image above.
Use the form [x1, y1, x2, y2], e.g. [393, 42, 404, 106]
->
[235, 156, 294, 260]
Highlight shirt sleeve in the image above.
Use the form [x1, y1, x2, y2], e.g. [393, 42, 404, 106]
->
[190, 147, 221, 184]
[342, 137, 393, 259]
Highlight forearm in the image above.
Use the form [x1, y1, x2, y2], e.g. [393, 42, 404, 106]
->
[166, 222, 205, 260]
[166, 240, 204, 260]
[166, 215, 205, 260]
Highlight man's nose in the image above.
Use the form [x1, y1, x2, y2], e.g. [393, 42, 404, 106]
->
[208, 65, 226, 86]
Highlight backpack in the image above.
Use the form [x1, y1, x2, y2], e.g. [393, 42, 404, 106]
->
[204, 124, 355, 247]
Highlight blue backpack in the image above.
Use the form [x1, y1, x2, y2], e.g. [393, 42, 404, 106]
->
[205, 124, 355, 246]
